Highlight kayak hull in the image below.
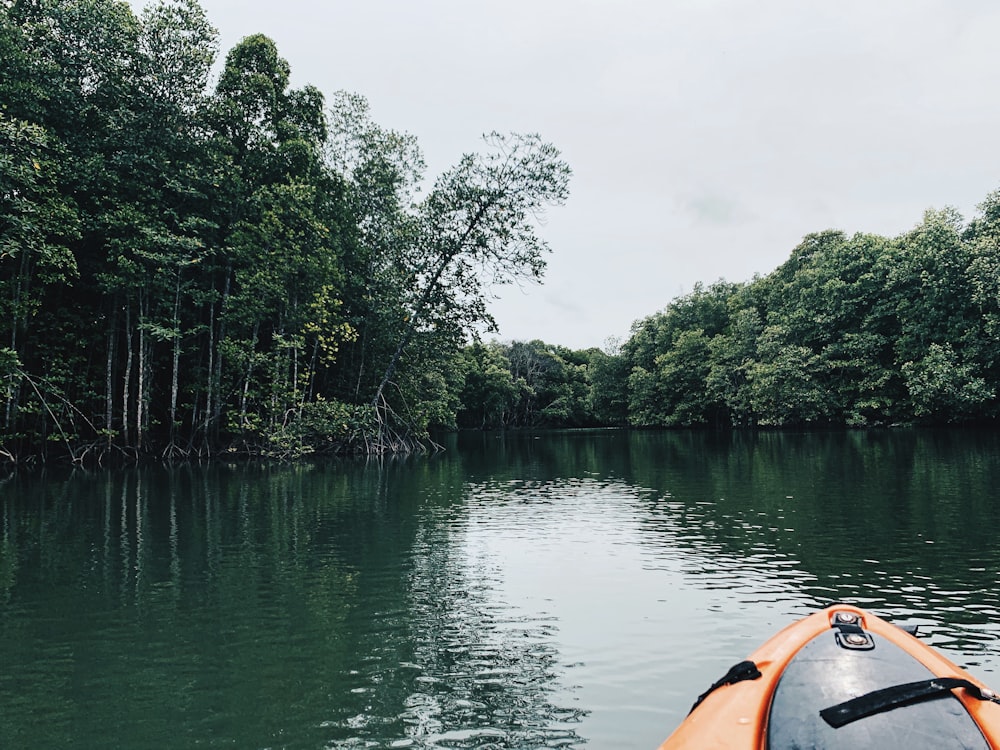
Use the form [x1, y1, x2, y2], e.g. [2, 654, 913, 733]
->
[658, 605, 1000, 749]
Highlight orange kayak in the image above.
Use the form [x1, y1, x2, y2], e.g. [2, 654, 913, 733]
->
[658, 604, 1000, 749]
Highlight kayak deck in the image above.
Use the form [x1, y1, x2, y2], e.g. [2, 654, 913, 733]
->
[768, 623, 989, 748]
[659, 605, 1000, 749]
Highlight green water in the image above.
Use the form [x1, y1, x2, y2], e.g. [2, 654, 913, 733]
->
[2, 429, 1000, 749]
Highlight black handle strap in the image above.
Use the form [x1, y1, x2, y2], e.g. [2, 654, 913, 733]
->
[821, 677, 1000, 728]
[688, 660, 762, 715]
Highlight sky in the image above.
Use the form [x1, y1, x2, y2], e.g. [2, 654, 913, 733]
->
[140, 0, 1000, 350]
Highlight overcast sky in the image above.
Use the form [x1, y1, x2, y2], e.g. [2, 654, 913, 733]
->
[148, 0, 1000, 350]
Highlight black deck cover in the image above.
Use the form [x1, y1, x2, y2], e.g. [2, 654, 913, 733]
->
[766, 630, 990, 749]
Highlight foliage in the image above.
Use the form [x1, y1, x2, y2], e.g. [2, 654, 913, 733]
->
[0, 0, 576, 461]
[618, 209, 1000, 428]
[7, 0, 1000, 462]
[368, 133, 572, 415]
[901, 343, 993, 422]
[586, 345, 629, 426]
[457, 342, 517, 429]
[259, 398, 377, 459]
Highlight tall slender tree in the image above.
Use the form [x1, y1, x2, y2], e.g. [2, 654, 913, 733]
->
[370, 133, 571, 421]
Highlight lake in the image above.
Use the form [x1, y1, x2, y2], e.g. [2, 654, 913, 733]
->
[2, 429, 1000, 749]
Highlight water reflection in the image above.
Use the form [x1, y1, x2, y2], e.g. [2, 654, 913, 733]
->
[2, 430, 1000, 749]
[617, 430, 1000, 667]
[0, 463, 587, 749]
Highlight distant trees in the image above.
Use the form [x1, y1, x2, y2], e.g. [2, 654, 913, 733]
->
[617, 203, 1000, 428]
[458, 192, 1000, 433]
[4, 0, 1000, 465]
[455, 340, 616, 430]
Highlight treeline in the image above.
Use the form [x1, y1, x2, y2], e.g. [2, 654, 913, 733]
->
[618, 207, 1000, 428]
[4, 2, 1000, 465]
[458, 202, 1000, 431]
[0, 0, 569, 462]
[456, 340, 625, 429]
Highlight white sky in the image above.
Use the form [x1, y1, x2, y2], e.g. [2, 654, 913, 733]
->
[147, 0, 1000, 350]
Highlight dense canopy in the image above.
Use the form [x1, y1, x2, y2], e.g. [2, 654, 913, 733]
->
[0, 0, 571, 461]
[3, 0, 999, 465]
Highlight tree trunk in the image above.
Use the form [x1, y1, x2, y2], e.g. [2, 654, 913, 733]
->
[370, 250, 453, 407]
[5, 252, 30, 429]
[370, 201, 490, 408]
[136, 290, 148, 451]
[169, 272, 181, 444]
[203, 294, 215, 446]
[105, 305, 117, 449]
[271, 322, 282, 431]
[123, 303, 133, 447]
[240, 321, 259, 430]
[306, 337, 319, 405]
[212, 265, 231, 437]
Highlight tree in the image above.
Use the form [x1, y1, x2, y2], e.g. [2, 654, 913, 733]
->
[324, 91, 425, 404]
[114, 0, 217, 451]
[706, 306, 762, 426]
[623, 281, 738, 426]
[654, 328, 714, 426]
[0, 115, 80, 428]
[0, 0, 139, 455]
[369, 133, 571, 433]
[748, 325, 831, 426]
[902, 343, 993, 422]
[757, 230, 901, 424]
[887, 208, 978, 364]
[224, 181, 351, 434]
[206, 33, 355, 451]
[965, 190, 1000, 397]
[457, 342, 516, 429]
[536, 346, 591, 426]
[586, 345, 629, 426]
[2, 3, 585, 459]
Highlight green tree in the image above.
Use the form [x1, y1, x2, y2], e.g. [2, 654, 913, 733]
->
[207, 33, 355, 451]
[503, 340, 592, 427]
[369, 133, 571, 437]
[652, 329, 713, 426]
[706, 306, 762, 426]
[538, 346, 592, 426]
[224, 181, 351, 434]
[0, 116, 80, 427]
[1, 0, 140, 454]
[623, 281, 737, 426]
[887, 209, 978, 363]
[748, 325, 831, 426]
[965, 189, 1000, 400]
[457, 342, 517, 429]
[878, 208, 986, 420]
[586, 344, 629, 426]
[901, 343, 993, 422]
[109, 0, 217, 451]
[324, 91, 424, 405]
[755, 230, 900, 424]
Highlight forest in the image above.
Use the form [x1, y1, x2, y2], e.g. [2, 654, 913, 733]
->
[4, 0, 1000, 465]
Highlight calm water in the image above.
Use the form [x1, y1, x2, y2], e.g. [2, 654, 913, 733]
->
[3, 429, 1000, 749]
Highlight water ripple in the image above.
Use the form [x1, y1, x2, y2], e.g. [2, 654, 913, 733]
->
[4, 431, 1000, 750]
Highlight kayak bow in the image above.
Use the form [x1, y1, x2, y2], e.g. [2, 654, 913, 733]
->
[658, 604, 1000, 749]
